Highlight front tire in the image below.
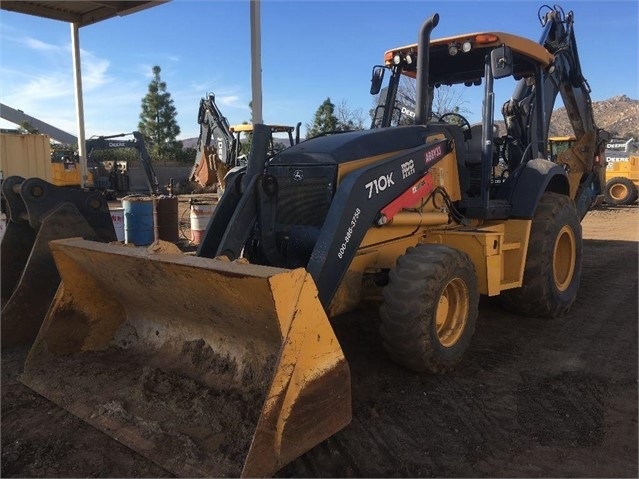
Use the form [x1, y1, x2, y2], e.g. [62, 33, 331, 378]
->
[500, 192, 581, 318]
[604, 177, 637, 206]
[379, 244, 479, 373]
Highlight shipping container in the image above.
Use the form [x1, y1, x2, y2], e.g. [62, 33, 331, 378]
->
[0, 133, 52, 182]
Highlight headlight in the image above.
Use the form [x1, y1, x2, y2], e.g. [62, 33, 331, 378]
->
[393, 54, 402, 65]
[448, 43, 459, 56]
[461, 41, 472, 53]
[405, 53, 414, 65]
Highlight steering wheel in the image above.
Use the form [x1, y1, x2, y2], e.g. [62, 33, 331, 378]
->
[438, 112, 472, 140]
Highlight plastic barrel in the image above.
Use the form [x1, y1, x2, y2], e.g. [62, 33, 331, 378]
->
[110, 207, 125, 242]
[123, 196, 154, 246]
[190, 202, 215, 245]
[154, 196, 179, 243]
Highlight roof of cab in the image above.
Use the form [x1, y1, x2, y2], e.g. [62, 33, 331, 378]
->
[230, 124, 296, 133]
[385, 31, 554, 84]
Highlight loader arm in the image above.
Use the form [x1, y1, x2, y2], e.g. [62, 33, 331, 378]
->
[306, 139, 449, 307]
[502, 5, 609, 215]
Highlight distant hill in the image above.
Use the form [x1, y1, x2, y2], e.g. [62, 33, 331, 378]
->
[549, 94, 639, 139]
[180, 95, 639, 150]
[181, 137, 198, 149]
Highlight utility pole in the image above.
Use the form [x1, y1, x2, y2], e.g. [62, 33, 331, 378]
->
[250, 0, 263, 124]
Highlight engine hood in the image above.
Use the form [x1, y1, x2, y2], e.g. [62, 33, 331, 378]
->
[269, 125, 430, 166]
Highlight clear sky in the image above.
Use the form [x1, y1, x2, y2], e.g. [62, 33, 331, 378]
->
[0, 0, 637, 141]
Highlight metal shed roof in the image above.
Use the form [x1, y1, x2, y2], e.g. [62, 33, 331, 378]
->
[0, 1, 167, 28]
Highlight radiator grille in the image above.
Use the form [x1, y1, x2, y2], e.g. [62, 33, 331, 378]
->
[276, 176, 332, 227]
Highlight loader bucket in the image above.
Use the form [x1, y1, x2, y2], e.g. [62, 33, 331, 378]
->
[21, 238, 351, 478]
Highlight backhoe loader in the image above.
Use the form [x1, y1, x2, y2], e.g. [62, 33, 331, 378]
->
[19, 5, 607, 477]
[190, 93, 301, 191]
[549, 135, 638, 205]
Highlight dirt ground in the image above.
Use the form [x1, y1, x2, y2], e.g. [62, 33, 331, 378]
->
[1, 202, 637, 478]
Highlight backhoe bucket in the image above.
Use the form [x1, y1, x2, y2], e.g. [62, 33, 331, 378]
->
[1, 203, 100, 347]
[1, 176, 116, 347]
[21, 238, 351, 478]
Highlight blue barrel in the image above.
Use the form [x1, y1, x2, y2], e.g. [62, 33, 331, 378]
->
[123, 195, 154, 246]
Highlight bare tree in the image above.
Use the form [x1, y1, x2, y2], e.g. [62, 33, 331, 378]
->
[370, 76, 472, 127]
[335, 100, 365, 131]
[399, 77, 471, 119]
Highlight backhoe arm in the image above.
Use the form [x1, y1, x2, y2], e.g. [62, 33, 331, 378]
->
[502, 5, 609, 215]
[189, 94, 238, 188]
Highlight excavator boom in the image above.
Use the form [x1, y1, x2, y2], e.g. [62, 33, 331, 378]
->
[189, 94, 237, 189]
[86, 131, 160, 195]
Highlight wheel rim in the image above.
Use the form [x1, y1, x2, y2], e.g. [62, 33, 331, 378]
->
[609, 183, 628, 201]
[553, 225, 576, 291]
[435, 278, 469, 347]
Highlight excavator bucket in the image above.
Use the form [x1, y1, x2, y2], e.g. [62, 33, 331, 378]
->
[1, 176, 116, 347]
[21, 238, 351, 478]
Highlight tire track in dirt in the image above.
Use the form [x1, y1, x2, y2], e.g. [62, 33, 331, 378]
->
[279, 216, 638, 477]
[2, 209, 637, 478]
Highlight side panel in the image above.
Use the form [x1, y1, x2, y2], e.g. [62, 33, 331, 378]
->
[422, 220, 532, 296]
[606, 155, 639, 186]
[51, 161, 82, 187]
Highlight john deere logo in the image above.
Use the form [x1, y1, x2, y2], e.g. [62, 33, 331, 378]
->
[293, 169, 304, 181]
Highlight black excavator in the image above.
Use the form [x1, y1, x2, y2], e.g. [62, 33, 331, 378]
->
[85, 131, 161, 197]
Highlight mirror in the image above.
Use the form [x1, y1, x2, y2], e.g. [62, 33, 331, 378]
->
[491, 45, 513, 79]
[370, 66, 385, 95]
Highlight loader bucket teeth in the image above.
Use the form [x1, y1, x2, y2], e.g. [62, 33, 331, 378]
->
[21, 238, 351, 478]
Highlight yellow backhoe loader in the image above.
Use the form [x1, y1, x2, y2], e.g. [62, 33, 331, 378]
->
[17, 4, 607, 477]
[549, 135, 638, 205]
[189, 93, 301, 192]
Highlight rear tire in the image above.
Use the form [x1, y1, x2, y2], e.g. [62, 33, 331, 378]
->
[604, 177, 637, 206]
[500, 192, 581, 318]
[379, 244, 478, 373]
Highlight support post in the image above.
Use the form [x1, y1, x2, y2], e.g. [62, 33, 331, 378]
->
[70, 22, 87, 188]
[250, 0, 263, 124]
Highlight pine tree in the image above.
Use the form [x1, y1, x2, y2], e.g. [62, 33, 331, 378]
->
[138, 65, 181, 159]
[306, 98, 338, 138]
